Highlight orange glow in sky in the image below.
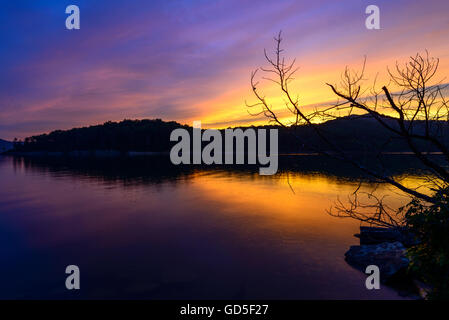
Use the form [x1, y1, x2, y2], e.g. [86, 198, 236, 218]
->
[1, 0, 449, 139]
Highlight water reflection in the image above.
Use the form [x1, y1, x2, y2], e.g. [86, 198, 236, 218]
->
[0, 155, 418, 299]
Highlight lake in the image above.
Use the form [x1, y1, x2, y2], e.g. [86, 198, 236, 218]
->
[0, 154, 419, 299]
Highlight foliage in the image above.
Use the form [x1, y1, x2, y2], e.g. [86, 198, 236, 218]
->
[405, 190, 449, 299]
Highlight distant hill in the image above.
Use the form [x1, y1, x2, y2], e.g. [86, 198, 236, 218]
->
[12, 119, 188, 153]
[0, 139, 13, 153]
[9, 115, 449, 154]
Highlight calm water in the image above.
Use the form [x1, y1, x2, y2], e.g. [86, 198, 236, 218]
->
[0, 155, 416, 299]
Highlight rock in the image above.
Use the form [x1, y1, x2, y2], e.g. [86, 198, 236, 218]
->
[345, 241, 409, 281]
[355, 226, 417, 247]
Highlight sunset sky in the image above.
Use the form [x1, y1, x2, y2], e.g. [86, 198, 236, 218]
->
[1, 0, 449, 140]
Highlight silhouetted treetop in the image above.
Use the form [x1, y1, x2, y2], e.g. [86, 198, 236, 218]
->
[11, 116, 449, 154]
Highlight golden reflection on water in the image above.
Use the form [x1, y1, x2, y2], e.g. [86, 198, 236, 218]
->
[188, 170, 415, 224]
[0, 156, 419, 299]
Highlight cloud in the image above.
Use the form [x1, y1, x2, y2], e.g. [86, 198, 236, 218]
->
[1, 0, 449, 139]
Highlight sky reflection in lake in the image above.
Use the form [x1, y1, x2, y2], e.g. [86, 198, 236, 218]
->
[0, 155, 413, 299]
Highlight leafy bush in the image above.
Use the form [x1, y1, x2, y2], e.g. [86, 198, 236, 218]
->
[405, 189, 449, 299]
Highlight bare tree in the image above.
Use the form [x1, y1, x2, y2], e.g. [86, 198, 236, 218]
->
[247, 32, 449, 226]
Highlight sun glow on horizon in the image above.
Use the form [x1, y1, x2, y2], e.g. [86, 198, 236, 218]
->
[1, 0, 449, 140]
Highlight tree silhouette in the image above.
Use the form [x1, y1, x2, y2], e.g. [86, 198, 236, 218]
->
[248, 31, 449, 227]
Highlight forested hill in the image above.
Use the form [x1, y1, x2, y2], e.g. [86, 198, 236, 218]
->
[13, 119, 187, 153]
[9, 115, 449, 154]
